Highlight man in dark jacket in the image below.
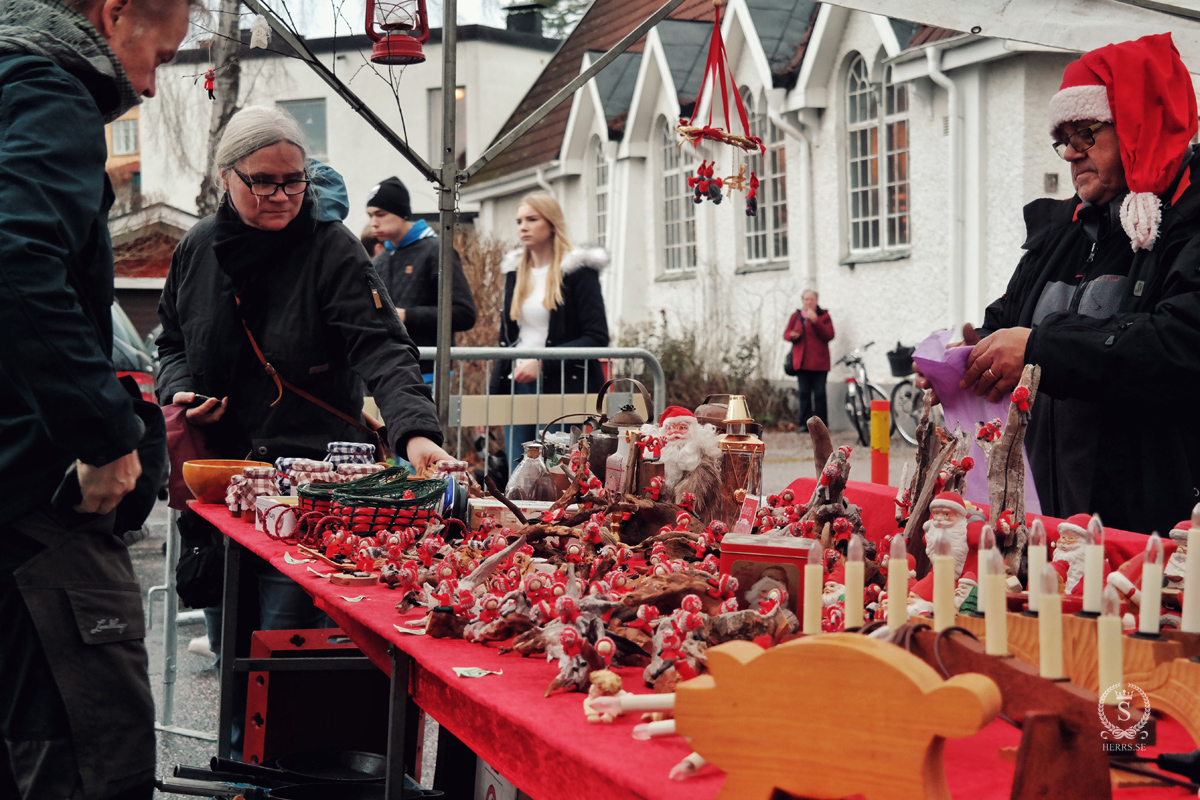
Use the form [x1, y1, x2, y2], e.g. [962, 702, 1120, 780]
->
[956, 34, 1200, 536]
[366, 176, 477, 378]
[784, 289, 835, 430]
[0, 0, 191, 797]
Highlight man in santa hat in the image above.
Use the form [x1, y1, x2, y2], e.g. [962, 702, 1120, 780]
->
[920, 33, 1200, 536]
[641, 406, 722, 517]
[910, 492, 980, 610]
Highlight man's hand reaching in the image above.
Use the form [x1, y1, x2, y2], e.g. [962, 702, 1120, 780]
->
[961, 326, 1031, 403]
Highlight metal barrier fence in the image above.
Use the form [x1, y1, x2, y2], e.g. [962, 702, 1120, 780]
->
[412, 346, 666, 475]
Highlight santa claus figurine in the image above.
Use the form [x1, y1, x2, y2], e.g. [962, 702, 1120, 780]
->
[1166, 519, 1191, 591]
[910, 492, 980, 610]
[823, 565, 845, 608]
[642, 406, 722, 519]
[1052, 514, 1110, 597]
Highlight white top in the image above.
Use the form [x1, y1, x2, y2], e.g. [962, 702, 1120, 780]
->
[514, 265, 551, 350]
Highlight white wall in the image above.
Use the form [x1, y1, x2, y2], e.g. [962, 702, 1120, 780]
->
[139, 33, 552, 236]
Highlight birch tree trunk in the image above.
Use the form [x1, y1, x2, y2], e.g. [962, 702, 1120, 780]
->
[196, 0, 242, 215]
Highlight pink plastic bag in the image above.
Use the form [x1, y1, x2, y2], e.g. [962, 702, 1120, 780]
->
[912, 329, 1041, 514]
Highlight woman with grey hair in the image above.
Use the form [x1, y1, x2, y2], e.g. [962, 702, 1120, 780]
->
[156, 106, 450, 748]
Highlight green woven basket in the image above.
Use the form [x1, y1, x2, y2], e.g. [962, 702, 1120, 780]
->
[296, 464, 412, 513]
[330, 477, 450, 532]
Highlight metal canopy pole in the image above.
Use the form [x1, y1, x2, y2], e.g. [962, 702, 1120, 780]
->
[434, 0, 459, 431]
[460, 0, 689, 182]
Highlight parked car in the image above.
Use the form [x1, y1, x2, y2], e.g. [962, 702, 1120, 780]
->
[112, 300, 157, 403]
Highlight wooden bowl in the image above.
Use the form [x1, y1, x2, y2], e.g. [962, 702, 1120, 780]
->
[182, 459, 272, 504]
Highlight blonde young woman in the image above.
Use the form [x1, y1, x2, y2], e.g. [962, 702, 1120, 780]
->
[490, 192, 610, 464]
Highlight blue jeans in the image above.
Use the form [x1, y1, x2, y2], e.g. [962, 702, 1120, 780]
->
[505, 380, 540, 470]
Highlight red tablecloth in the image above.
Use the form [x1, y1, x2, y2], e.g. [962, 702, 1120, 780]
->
[193, 504, 1194, 800]
[784, 478, 1168, 567]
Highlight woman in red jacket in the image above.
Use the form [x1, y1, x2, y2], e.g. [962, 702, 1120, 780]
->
[784, 289, 835, 431]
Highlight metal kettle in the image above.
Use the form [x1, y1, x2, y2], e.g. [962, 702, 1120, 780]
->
[588, 378, 653, 481]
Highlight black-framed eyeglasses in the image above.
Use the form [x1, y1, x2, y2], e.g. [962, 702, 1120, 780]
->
[232, 167, 309, 197]
[1052, 121, 1109, 159]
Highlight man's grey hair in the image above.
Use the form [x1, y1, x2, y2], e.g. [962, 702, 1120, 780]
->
[802, 288, 819, 300]
[215, 105, 308, 175]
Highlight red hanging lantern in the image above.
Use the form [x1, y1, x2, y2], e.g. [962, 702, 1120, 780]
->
[365, 0, 429, 65]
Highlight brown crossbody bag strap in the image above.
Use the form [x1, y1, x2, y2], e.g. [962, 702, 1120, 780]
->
[235, 305, 392, 460]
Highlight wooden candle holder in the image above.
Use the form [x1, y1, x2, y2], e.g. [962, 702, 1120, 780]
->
[673, 634, 1000, 800]
[954, 612, 1200, 746]
[907, 628, 1113, 800]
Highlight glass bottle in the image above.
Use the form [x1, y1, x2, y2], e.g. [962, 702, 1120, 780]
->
[506, 442, 559, 502]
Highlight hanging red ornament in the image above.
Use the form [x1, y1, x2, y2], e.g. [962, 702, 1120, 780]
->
[745, 172, 760, 217]
[677, 0, 764, 155]
[203, 69, 215, 100]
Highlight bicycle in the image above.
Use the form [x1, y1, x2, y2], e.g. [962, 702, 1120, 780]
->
[836, 342, 892, 448]
[887, 342, 943, 446]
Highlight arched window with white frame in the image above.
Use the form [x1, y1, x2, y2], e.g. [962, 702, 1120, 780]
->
[883, 65, 910, 247]
[661, 119, 696, 273]
[594, 137, 609, 249]
[742, 89, 788, 265]
[845, 55, 910, 254]
[846, 54, 879, 252]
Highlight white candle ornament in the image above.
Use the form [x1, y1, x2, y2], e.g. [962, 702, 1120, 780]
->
[977, 525, 996, 614]
[887, 535, 907, 630]
[1082, 514, 1105, 614]
[1038, 564, 1064, 678]
[1181, 504, 1200, 633]
[1138, 533, 1164, 636]
[1027, 519, 1047, 614]
[932, 533, 955, 632]
[1098, 586, 1124, 705]
[984, 547, 1009, 656]
[803, 540, 823, 635]
[845, 535, 865, 630]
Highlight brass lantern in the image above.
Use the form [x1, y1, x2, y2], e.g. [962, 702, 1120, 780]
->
[366, 0, 430, 65]
[717, 395, 765, 521]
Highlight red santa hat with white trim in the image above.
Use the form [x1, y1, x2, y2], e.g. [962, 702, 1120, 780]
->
[1048, 33, 1198, 251]
[658, 406, 695, 426]
[1169, 519, 1192, 545]
[1054, 513, 1093, 542]
[929, 491, 968, 516]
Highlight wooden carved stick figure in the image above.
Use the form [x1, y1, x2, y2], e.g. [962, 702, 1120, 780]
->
[725, 164, 748, 196]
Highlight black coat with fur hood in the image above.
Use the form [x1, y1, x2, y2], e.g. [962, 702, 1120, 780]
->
[490, 247, 610, 394]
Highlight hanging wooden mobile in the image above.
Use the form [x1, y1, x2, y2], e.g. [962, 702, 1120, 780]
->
[678, 0, 765, 216]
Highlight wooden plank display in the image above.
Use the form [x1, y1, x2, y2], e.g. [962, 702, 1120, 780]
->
[956, 612, 1200, 746]
[673, 634, 1000, 800]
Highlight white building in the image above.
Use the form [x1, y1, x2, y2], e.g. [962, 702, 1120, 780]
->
[135, 21, 558, 234]
[461, 0, 1137, 392]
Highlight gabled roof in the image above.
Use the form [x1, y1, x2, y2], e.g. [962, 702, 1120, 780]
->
[590, 49, 643, 137]
[468, 0, 720, 185]
[747, 0, 816, 79]
[658, 19, 712, 107]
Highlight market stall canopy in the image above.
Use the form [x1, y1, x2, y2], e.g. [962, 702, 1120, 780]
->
[818, 0, 1200, 74]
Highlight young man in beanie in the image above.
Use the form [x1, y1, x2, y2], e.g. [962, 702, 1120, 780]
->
[367, 176, 477, 379]
[945, 33, 1200, 535]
